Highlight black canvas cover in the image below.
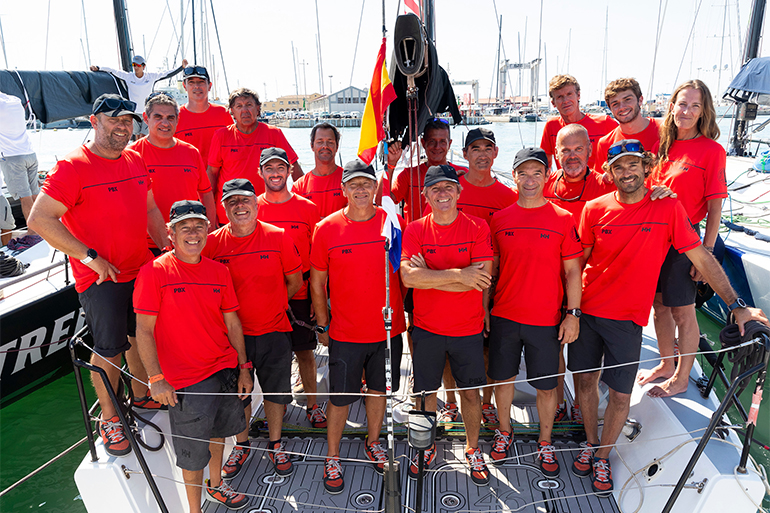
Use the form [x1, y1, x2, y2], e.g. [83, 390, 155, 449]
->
[0, 70, 128, 123]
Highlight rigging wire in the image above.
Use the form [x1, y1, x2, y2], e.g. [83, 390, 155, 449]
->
[648, 0, 669, 102]
[673, 0, 704, 88]
[147, 1, 170, 62]
[349, 0, 367, 88]
[208, 0, 230, 95]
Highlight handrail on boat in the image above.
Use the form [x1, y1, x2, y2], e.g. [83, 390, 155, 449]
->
[68, 331, 170, 513]
[0, 258, 68, 290]
[662, 328, 770, 513]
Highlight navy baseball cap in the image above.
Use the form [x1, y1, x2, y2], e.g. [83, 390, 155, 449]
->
[92, 94, 141, 123]
[513, 147, 548, 170]
[464, 127, 496, 149]
[342, 160, 376, 183]
[424, 165, 460, 188]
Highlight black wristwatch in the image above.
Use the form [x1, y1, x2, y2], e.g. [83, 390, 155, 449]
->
[80, 248, 98, 265]
[728, 298, 748, 312]
[313, 325, 329, 334]
[565, 308, 582, 318]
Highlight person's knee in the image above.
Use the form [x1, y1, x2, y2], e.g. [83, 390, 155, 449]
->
[537, 387, 557, 400]
[670, 305, 697, 326]
[460, 388, 481, 405]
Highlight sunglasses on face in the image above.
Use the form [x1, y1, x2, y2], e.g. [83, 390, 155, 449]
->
[93, 97, 137, 116]
[607, 140, 644, 159]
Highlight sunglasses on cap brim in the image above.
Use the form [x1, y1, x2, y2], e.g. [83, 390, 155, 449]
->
[607, 140, 644, 159]
[93, 97, 137, 116]
[171, 203, 207, 218]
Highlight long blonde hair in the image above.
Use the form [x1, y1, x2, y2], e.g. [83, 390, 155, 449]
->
[658, 80, 720, 162]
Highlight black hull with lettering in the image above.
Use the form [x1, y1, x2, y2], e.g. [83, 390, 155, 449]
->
[0, 285, 92, 407]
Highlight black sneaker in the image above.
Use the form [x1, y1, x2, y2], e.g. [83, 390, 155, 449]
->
[591, 457, 614, 497]
[221, 443, 252, 480]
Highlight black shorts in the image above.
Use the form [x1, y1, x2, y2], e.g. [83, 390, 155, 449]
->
[243, 332, 293, 406]
[411, 327, 486, 393]
[404, 288, 414, 314]
[656, 245, 697, 307]
[288, 298, 317, 352]
[567, 314, 642, 394]
[169, 367, 247, 471]
[78, 280, 136, 358]
[488, 316, 560, 390]
[328, 335, 403, 407]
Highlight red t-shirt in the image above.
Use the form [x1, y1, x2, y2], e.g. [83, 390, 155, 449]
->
[133, 252, 240, 390]
[455, 175, 517, 225]
[544, 169, 614, 219]
[41, 145, 152, 292]
[651, 136, 727, 224]
[401, 212, 493, 336]
[491, 202, 583, 326]
[132, 138, 211, 247]
[175, 104, 233, 165]
[256, 194, 320, 300]
[291, 166, 347, 218]
[310, 208, 406, 342]
[392, 162, 468, 223]
[579, 191, 701, 326]
[208, 123, 299, 224]
[540, 113, 618, 170]
[203, 221, 303, 336]
[594, 118, 661, 173]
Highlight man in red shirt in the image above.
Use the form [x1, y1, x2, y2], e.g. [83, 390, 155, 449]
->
[488, 148, 583, 478]
[401, 164, 493, 486]
[207, 88, 301, 224]
[594, 78, 661, 173]
[570, 140, 769, 497]
[28, 94, 168, 457]
[255, 147, 326, 428]
[540, 75, 618, 170]
[175, 66, 233, 167]
[310, 160, 406, 494]
[134, 200, 252, 512]
[203, 177, 303, 480]
[291, 123, 347, 218]
[134, 92, 217, 252]
[383, 118, 468, 224]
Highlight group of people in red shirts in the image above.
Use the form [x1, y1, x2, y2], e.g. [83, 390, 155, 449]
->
[24, 66, 770, 512]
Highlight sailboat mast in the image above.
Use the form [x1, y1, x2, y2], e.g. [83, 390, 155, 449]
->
[112, 0, 133, 71]
[424, 0, 435, 43]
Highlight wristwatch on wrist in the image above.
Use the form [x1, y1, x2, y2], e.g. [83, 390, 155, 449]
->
[565, 308, 582, 318]
[80, 248, 98, 265]
[728, 298, 748, 312]
[314, 325, 329, 334]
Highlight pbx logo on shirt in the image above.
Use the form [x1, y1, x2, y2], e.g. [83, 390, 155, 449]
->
[173, 286, 186, 293]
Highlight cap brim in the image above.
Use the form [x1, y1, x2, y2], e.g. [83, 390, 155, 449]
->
[169, 212, 208, 225]
[424, 177, 460, 188]
[221, 190, 256, 202]
[100, 109, 142, 123]
[464, 136, 495, 149]
[261, 157, 290, 167]
[513, 156, 548, 169]
[607, 152, 644, 166]
[342, 171, 376, 183]
[184, 73, 209, 81]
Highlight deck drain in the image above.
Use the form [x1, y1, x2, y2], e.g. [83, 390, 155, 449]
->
[441, 493, 463, 509]
[262, 474, 286, 485]
[353, 492, 375, 507]
[534, 478, 563, 491]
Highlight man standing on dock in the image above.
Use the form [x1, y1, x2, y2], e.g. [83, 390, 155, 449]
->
[570, 139, 769, 497]
[132, 92, 217, 253]
[310, 160, 406, 494]
[255, 148, 326, 429]
[292, 123, 347, 218]
[175, 66, 233, 167]
[594, 78, 661, 172]
[540, 75, 617, 171]
[90, 55, 188, 138]
[207, 88, 301, 225]
[400, 164, 493, 486]
[28, 93, 169, 457]
[134, 200, 252, 511]
[203, 176, 303, 480]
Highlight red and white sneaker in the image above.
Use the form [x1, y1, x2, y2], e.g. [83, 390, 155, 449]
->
[570, 403, 583, 425]
[408, 442, 436, 479]
[592, 457, 614, 497]
[221, 443, 252, 480]
[364, 436, 388, 475]
[465, 447, 490, 486]
[323, 457, 344, 494]
[554, 402, 567, 422]
[440, 402, 460, 422]
[205, 479, 249, 509]
[268, 440, 293, 476]
[306, 403, 328, 428]
[571, 441, 595, 477]
[489, 429, 512, 465]
[481, 403, 498, 425]
[537, 440, 560, 478]
[99, 416, 131, 457]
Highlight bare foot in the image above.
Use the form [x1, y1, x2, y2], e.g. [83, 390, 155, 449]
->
[636, 362, 674, 386]
[647, 376, 689, 398]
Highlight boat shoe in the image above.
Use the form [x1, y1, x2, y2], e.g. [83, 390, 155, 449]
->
[99, 415, 131, 457]
[268, 440, 293, 476]
[489, 429, 513, 465]
[408, 442, 437, 479]
[364, 436, 388, 475]
[221, 442, 252, 480]
[205, 479, 249, 509]
[465, 447, 490, 486]
[537, 440, 560, 478]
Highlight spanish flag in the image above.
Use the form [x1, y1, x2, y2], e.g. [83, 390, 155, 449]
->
[357, 38, 397, 164]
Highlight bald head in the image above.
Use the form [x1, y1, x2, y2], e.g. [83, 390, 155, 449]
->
[555, 124, 592, 180]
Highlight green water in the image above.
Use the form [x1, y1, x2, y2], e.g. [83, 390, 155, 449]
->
[1, 318, 768, 512]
